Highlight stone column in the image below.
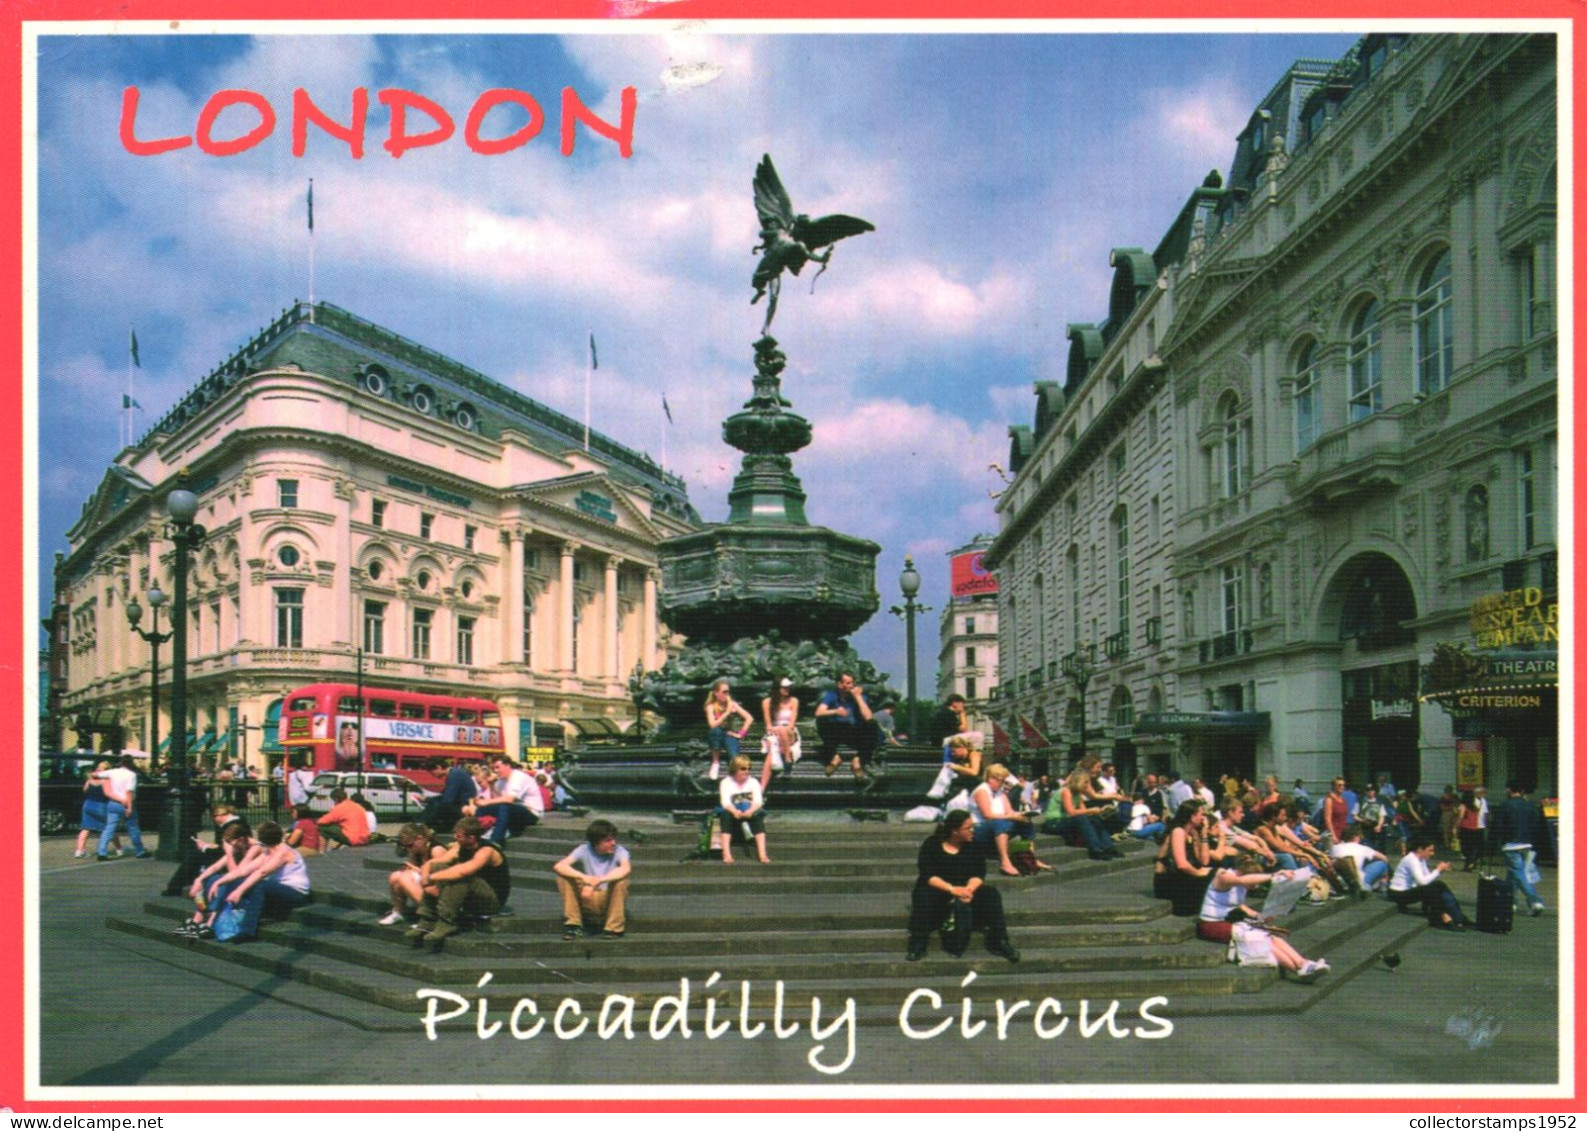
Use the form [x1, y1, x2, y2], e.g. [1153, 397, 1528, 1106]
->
[604, 556, 621, 679]
[643, 568, 658, 670]
[505, 527, 525, 664]
[559, 542, 576, 672]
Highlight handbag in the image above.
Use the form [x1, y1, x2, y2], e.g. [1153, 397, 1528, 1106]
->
[926, 764, 957, 800]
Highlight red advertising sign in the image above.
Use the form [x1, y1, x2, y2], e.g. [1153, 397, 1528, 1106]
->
[950, 549, 998, 599]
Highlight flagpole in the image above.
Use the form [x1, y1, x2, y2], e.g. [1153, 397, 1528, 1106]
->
[661, 393, 668, 472]
[584, 328, 592, 453]
[124, 327, 132, 449]
[307, 179, 315, 323]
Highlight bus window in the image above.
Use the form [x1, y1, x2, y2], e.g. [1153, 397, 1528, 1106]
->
[289, 696, 317, 712]
[457, 709, 479, 724]
[337, 696, 364, 714]
[370, 699, 398, 718]
[483, 711, 502, 727]
[429, 706, 455, 722]
[400, 704, 425, 720]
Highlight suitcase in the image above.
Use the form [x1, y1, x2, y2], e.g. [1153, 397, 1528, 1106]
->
[1476, 874, 1514, 933]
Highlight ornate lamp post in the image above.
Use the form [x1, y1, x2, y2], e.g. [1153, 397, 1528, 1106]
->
[890, 556, 932, 741]
[1062, 642, 1096, 762]
[157, 484, 206, 866]
[124, 585, 170, 760]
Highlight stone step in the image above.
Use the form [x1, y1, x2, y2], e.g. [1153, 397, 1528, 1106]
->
[105, 913, 1280, 1019]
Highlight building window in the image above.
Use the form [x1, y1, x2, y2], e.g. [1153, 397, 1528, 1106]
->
[1294, 340, 1322, 452]
[1149, 494, 1162, 543]
[464, 524, 477, 551]
[1109, 443, 1127, 485]
[420, 513, 434, 540]
[1067, 545, 1081, 650]
[965, 646, 977, 666]
[1112, 507, 1130, 635]
[412, 608, 433, 659]
[275, 588, 303, 648]
[1520, 239, 1554, 340]
[456, 616, 475, 666]
[523, 598, 534, 665]
[278, 479, 298, 508]
[192, 604, 202, 655]
[1220, 565, 1244, 635]
[573, 561, 586, 583]
[372, 499, 386, 528]
[210, 601, 221, 652]
[1222, 399, 1251, 497]
[1348, 300, 1382, 421]
[278, 544, 300, 568]
[965, 676, 978, 700]
[364, 601, 386, 654]
[1518, 450, 1536, 551]
[1414, 249, 1454, 395]
[571, 606, 582, 671]
[965, 617, 976, 634]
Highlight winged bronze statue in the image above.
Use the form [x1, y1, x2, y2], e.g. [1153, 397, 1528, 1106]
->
[751, 155, 874, 333]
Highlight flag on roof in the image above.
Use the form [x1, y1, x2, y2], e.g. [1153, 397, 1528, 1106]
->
[663, 394, 673, 424]
[588, 333, 598, 370]
[307, 179, 314, 232]
[129, 329, 140, 368]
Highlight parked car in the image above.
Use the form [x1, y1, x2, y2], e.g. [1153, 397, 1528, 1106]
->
[308, 771, 436, 818]
[37, 752, 168, 835]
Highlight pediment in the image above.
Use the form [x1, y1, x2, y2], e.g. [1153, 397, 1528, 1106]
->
[514, 472, 663, 541]
[65, 464, 156, 542]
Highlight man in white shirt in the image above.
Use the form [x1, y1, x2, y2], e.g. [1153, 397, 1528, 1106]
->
[477, 756, 541, 846]
[285, 756, 316, 809]
[1163, 771, 1194, 813]
[1330, 823, 1390, 891]
[94, 755, 151, 860]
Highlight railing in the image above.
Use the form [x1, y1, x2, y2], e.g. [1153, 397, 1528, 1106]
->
[1104, 631, 1129, 660]
[1145, 616, 1162, 645]
[1198, 630, 1254, 663]
[1028, 668, 1044, 689]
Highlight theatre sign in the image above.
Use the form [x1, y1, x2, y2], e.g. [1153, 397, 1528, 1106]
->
[1420, 584, 1560, 716]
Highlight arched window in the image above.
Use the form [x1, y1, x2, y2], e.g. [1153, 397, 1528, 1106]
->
[1348, 300, 1382, 421]
[1294, 339, 1322, 452]
[1414, 250, 1453, 395]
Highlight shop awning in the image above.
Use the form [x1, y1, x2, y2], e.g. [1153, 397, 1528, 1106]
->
[1134, 711, 1271, 735]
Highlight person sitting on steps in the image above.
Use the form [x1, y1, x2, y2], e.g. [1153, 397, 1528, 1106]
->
[906, 810, 1020, 963]
[553, 819, 633, 940]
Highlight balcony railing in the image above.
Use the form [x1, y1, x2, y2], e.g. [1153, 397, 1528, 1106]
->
[1145, 616, 1162, 645]
[1198, 629, 1254, 663]
[1028, 668, 1044, 689]
[1104, 631, 1129, 660]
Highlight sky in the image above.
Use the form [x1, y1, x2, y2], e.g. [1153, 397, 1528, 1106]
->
[32, 24, 1363, 696]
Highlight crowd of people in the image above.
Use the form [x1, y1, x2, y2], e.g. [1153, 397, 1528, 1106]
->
[94, 674, 1550, 972]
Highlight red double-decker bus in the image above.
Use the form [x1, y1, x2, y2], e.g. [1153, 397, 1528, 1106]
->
[277, 683, 504, 789]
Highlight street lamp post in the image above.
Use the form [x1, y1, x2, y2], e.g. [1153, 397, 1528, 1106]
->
[124, 585, 170, 761]
[889, 556, 932, 742]
[1062, 642, 1096, 763]
[156, 485, 206, 869]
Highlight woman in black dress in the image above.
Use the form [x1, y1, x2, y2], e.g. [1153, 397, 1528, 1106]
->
[906, 810, 1020, 963]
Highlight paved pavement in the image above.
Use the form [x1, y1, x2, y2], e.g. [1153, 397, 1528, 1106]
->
[31, 823, 1565, 1094]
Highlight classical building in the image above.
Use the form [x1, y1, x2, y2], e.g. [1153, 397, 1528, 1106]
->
[988, 33, 1557, 794]
[52, 301, 699, 770]
[935, 536, 1000, 733]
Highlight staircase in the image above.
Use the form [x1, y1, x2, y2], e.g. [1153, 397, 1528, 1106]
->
[105, 813, 1427, 1036]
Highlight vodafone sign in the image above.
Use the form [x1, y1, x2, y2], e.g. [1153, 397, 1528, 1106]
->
[951, 551, 998, 599]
